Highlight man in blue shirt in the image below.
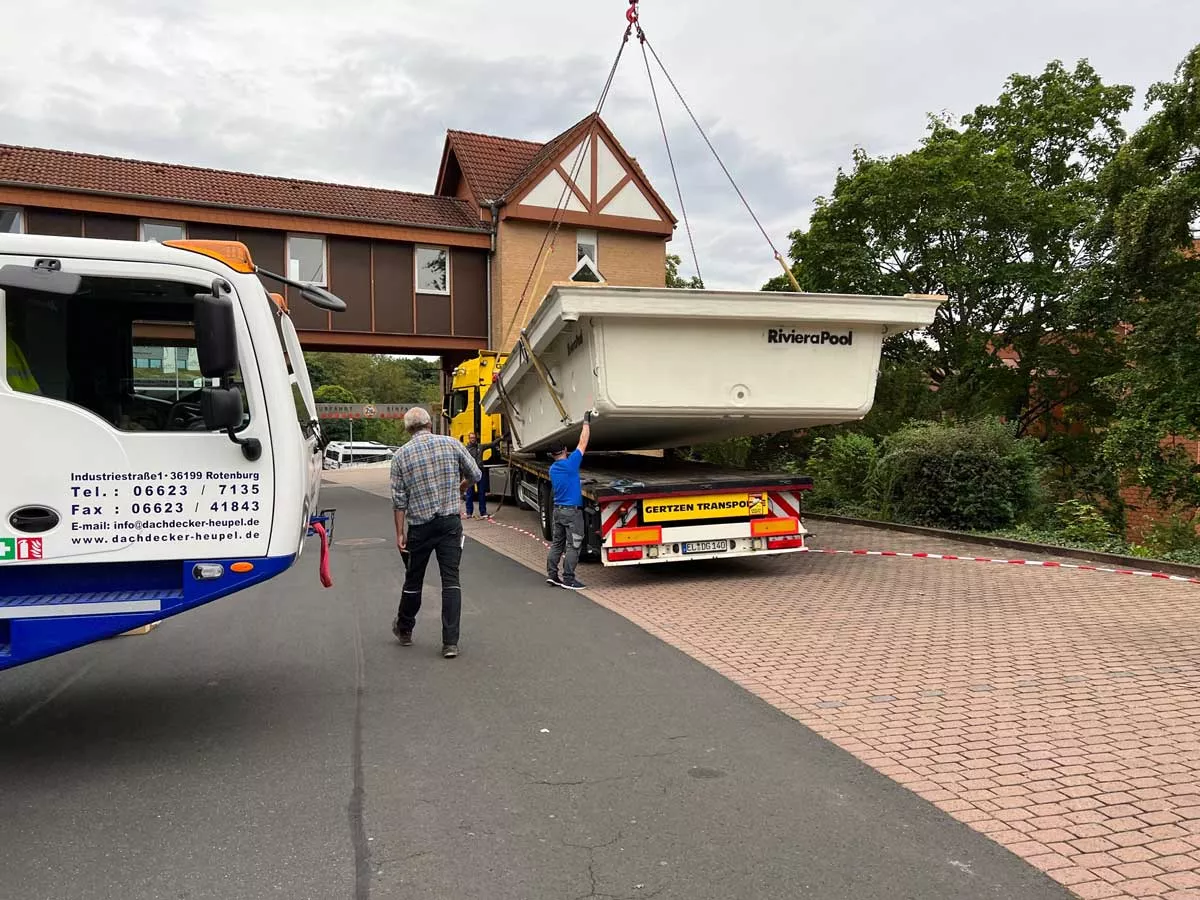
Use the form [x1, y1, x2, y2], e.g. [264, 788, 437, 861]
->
[546, 412, 591, 590]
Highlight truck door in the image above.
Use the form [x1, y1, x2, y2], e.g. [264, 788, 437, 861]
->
[0, 261, 274, 569]
[445, 386, 473, 442]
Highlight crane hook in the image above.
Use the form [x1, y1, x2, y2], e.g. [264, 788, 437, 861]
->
[627, 0, 639, 25]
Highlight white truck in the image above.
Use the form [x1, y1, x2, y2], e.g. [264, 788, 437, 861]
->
[0, 234, 344, 670]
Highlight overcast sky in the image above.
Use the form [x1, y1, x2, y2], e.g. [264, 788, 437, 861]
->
[0, 0, 1192, 290]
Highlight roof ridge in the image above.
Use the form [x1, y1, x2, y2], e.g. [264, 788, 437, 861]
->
[499, 113, 601, 203]
[446, 129, 544, 148]
[0, 143, 463, 205]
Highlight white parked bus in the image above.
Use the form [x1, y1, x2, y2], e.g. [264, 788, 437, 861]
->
[322, 441, 396, 470]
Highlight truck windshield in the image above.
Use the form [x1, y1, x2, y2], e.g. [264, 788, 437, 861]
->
[3, 276, 250, 432]
[448, 389, 470, 417]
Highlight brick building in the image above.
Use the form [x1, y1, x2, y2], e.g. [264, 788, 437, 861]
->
[0, 112, 676, 370]
[436, 112, 676, 348]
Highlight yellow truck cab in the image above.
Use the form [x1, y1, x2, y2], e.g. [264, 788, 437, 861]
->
[445, 351, 506, 464]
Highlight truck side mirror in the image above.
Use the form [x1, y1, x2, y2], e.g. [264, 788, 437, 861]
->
[194, 283, 239, 378]
[201, 384, 244, 432]
[201, 384, 262, 462]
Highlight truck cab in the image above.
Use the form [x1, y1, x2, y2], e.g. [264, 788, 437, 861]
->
[0, 235, 343, 669]
[445, 351, 507, 464]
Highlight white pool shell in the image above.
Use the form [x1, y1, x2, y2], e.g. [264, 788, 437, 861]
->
[482, 284, 944, 453]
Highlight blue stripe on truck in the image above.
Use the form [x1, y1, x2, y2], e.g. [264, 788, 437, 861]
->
[0, 554, 296, 670]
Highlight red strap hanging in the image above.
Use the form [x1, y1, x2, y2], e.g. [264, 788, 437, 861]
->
[311, 521, 333, 588]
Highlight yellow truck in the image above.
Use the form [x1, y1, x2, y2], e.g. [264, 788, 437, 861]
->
[444, 352, 814, 566]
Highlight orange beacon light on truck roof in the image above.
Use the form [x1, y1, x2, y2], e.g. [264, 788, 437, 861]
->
[164, 240, 256, 274]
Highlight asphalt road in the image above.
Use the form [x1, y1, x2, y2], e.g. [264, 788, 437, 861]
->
[0, 485, 1074, 900]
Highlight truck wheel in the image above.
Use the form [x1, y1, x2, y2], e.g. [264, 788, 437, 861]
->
[538, 481, 554, 542]
[512, 469, 530, 510]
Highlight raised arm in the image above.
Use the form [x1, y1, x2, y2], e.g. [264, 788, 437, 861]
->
[576, 412, 592, 456]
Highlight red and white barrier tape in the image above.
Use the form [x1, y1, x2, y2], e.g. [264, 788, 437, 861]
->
[799, 548, 1200, 585]
[475, 517, 1199, 586]
[477, 515, 550, 548]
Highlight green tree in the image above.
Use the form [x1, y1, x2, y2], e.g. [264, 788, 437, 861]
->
[666, 253, 704, 289]
[768, 60, 1132, 442]
[303, 353, 440, 405]
[313, 383, 358, 442]
[1096, 43, 1200, 509]
[304, 355, 334, 392]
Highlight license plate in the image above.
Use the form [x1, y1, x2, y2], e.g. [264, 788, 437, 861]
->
[683, 540, 729, 554]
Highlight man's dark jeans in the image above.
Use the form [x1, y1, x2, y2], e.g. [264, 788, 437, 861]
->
[398, 515, 464, 645]
[465, 468, 490, 517]
[547, 505, 584, 581]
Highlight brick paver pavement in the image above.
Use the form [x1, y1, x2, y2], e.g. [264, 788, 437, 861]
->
[331, 470, 1200, 900]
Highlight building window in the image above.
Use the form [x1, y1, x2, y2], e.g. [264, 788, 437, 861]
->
[416, 246, 449, 294]
[576, 229, 598, 267]
[288, 234, 327, 286]
[573, 229, 602, 282]
[140, 219, 186, 242]
[571, 256, 604, 283]
[0, 207, 23, 234]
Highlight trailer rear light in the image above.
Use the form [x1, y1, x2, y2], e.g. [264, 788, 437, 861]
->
[607, 547, 644, 562]
[751, 517, 799, 537]
[767, 536, 806, 550]
[612, 525, 662, 547]
[647, 545, 660, 558]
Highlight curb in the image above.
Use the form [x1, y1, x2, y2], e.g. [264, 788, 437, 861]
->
[803, 512, 1200, 580]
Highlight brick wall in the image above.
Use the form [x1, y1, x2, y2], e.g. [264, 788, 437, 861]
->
[491, 219, 666, 349]
[1119, 437, 1200, 541]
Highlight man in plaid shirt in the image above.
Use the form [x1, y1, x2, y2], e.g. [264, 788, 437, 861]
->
[390, 406, 481, 658]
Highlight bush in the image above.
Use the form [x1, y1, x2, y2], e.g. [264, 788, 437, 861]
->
[1129, 516, 1200, 563]
[991, 524, 1129, 556]
[807, 433, 878, 511]
[871, 419, 1044, 531]
[692, 436, 752, 468]
[1054, 500, 1116, 545]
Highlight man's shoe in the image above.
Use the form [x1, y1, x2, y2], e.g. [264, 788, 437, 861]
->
[442, 644, 459, 659]
[392, 616, 413, 646]
[559, 577, 586, 591]
[546, 574, 561, 586]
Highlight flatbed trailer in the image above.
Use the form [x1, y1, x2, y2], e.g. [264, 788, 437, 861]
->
[490, 451, 813, 566]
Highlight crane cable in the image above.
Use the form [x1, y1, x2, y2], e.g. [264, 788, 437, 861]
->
[636, 21, 802, 290]
[501, 14, 637, 350]
[636, 17, 703, 288]
[503, 0, 801, 355]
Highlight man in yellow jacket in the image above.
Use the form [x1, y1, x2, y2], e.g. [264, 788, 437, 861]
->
[6, 332, 40, 394]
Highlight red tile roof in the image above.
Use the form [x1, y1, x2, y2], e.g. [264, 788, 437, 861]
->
[0, 144, 490, 233]
[443, 114, 675, 223]
[442, 129, 543, 204]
